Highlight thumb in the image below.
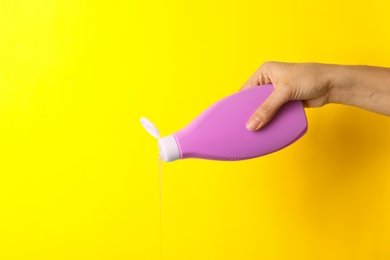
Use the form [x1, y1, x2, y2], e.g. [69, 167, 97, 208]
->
[246, 87, 290, 131]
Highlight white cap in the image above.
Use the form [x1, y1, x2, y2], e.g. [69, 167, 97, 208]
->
[158, 135, 180, 162]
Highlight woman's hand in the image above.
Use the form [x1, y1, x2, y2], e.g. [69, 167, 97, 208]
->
[241, 61, 390, 131]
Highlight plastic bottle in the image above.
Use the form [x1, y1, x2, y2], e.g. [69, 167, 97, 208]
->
[142, 84, 308, 162]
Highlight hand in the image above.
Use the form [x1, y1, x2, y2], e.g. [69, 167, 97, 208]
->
[241, 62, 335, 131]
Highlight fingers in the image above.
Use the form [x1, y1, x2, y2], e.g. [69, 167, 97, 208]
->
[239, 70, 260, 91]
[239, 63, 272, 91]
[246, 86, 291, 131]
[241, 62, 293, 130]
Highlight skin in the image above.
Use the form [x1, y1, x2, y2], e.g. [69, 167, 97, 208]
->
[241, 62, 390, 131]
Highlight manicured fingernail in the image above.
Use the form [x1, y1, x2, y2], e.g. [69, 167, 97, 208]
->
[246, 116, 261, 131]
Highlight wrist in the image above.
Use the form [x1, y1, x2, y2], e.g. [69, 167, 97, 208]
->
[327, 65, 390, 116]
[327, 64, 357, 106]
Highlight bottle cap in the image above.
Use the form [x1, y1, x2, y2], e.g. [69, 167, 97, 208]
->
[140, 117, 180, 162]
[140, 117, 160, 138]
[158, 135, 180, 162]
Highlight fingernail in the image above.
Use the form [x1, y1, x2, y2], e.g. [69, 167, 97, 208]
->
[246, 116, 261, 131]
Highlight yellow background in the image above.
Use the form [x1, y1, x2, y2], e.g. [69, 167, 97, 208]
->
[1, 0, 390, 259]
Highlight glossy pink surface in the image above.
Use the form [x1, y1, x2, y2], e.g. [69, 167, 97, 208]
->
[174, 84, 308, 161]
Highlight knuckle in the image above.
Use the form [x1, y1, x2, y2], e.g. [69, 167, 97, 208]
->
[259, 61, 273, 73]
[257, 104, 272, 119]
[253, 109, 270, 125]
[262, 61, 276, 68]
[252, 112, 265, 124]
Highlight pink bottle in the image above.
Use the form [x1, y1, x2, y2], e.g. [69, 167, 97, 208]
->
[143, 84, 308, 162]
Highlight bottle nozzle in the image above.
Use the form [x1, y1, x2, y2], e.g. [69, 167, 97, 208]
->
[140, 117, 180, 162]
[158, 135, 180, 162]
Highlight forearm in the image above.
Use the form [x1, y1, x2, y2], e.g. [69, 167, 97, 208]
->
[329, 65, 390, 116]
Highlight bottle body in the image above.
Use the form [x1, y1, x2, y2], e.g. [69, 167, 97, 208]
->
[158, 84, 307, 162]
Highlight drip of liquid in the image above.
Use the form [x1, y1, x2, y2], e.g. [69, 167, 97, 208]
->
[139, 117, 164, 259]
[158, 154, 163, 260]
